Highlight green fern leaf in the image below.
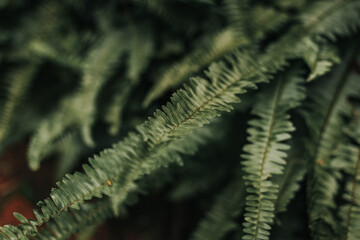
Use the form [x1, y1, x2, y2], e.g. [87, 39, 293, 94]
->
[303, 58, 360, 238]
[274, 156, 306, 215]
[1, 46, 267, 239]
[302, 38, 340, 82]
[300, 0, 360, 40]
[31, 199, 113, 240]
[241, 69, 305, 240]
[105, 23, 155, 135]
[0, 64, 38, 145]
[332, 140, 360, 240]
[142, 3, 289, 106]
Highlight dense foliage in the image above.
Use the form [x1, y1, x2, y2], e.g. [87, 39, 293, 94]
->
[0, 0, 360, 239]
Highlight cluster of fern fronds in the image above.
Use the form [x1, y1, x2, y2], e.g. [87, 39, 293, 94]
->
[0, 0, 360, 239]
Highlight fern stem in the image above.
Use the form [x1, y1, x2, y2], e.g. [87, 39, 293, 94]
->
[345, 149, 360, 240]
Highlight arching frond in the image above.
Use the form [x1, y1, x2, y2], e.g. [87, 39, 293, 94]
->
[303, 56, 360, 239]
[332, 140, 360, 240]
[300, 0, 360, 40]
[0, 38, 283, 239]
[142, 28, 243, 107]
[241, 69, 305, 240]
[142, 3, 289, 106]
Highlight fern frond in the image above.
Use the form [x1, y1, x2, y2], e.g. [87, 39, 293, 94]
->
[143, 3, 289, 106]
[28, 40, 82, 70]
[4, 199, 113, 240]
[28, 31, 127, 170]
[302, 38, 340, 82]
[10, 1, 61, 61]
[275, 0, 307, 10]
[249, 5, 288, 41]
[5, 1, 359, 237]
[54, 132, 83, 179]
[274, 156, 306, 215]
[265, 0, 360, 72]
[33, 199, 113, 240]
[105, 23, 154, 135]
[303, 54, 360, 238]
[145, 0, 359, 106]
[328, 89, 360, 240]
[126, 23, 154, 83]
[142, 0, 253, 106]
[142, 28, 242, 107]
[223, 0, 249, 38]
[104, 79, 132, 135]
[0, 64, 38, 145]
[331, 140, 360, 240]
[2, 46, 263, 239]
[300, 0, 360, 40]
[79, 31, 126, 146]
[190, 175, 246, 240]
[109, 126, 211, 215]
[241, 69, 305, 240]
[0, 2, 61, 148]
[133, 0, 212, 33]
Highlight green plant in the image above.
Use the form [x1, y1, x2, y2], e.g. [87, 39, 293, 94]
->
[0, 0, 360, 239]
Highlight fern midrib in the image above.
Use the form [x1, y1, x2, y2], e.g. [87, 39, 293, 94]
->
[345, 148, 360, 240]
[253, 77, 285, 239]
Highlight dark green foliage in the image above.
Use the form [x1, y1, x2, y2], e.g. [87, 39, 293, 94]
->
[0, 0, 360, 240]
